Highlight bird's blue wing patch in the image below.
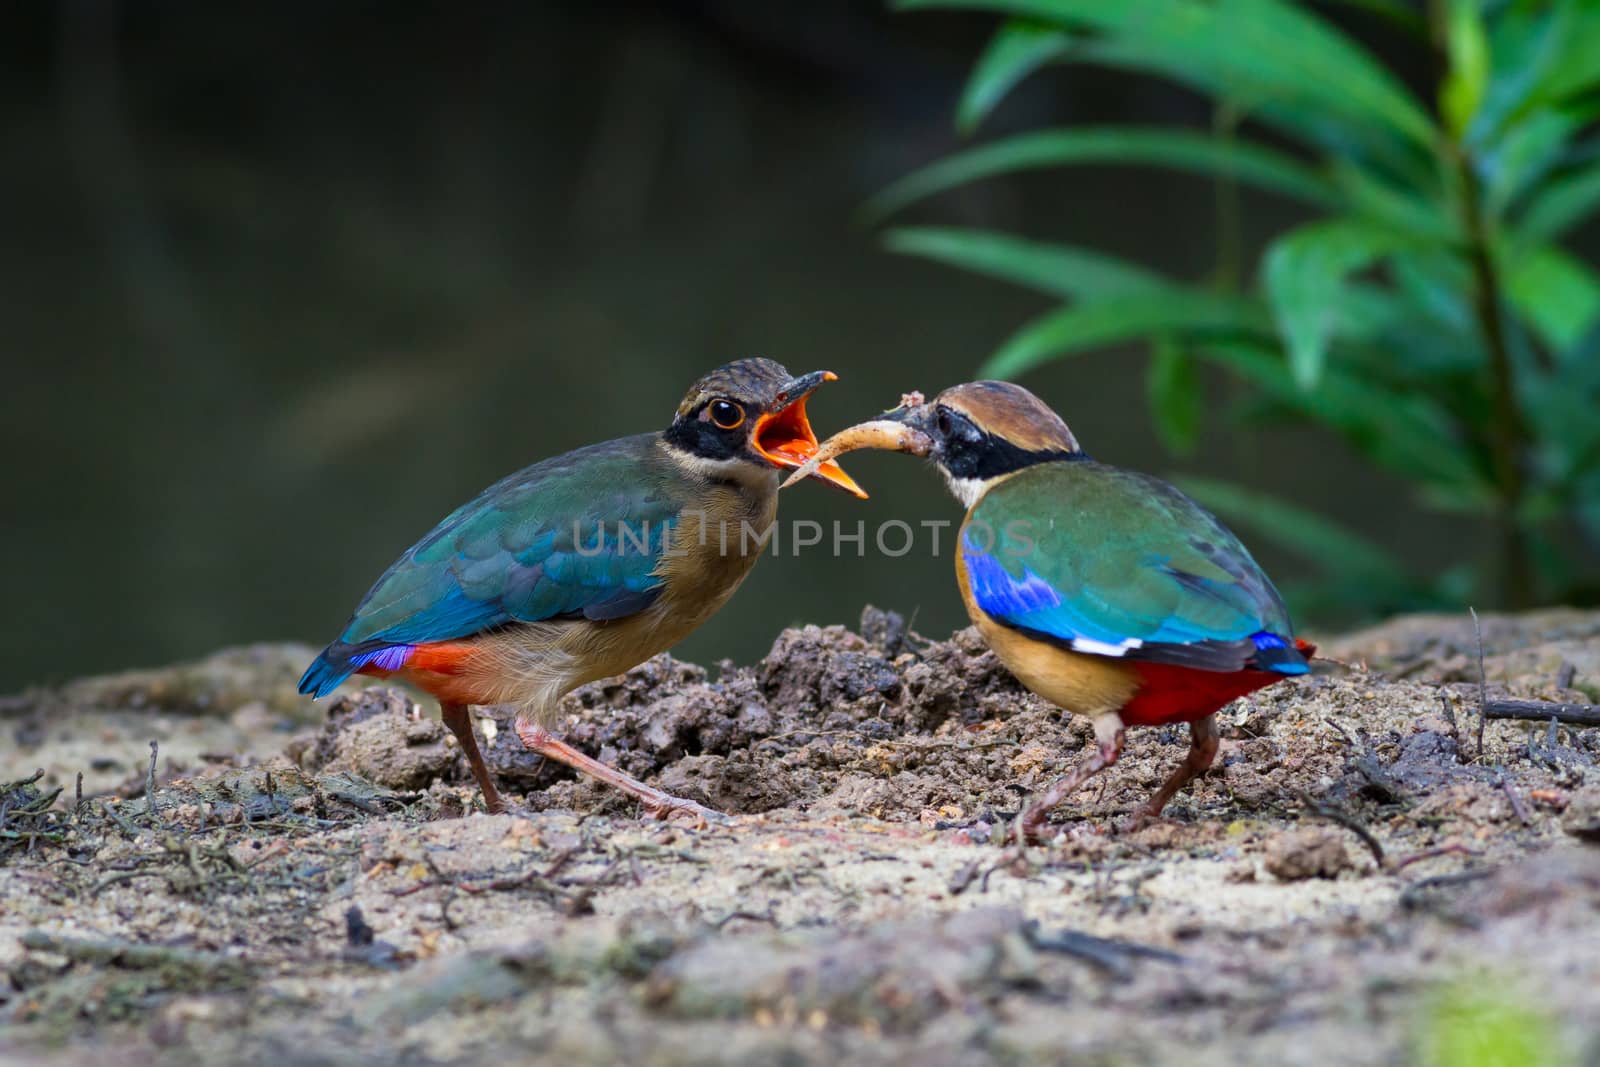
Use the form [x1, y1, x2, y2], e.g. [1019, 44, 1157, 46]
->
[961, 531, 1298, 670]
[964, 539, 1252, 654]
[959, 463, 1304, 673]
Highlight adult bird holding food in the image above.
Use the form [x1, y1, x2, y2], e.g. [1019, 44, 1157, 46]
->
[784, 381, 1312, 838]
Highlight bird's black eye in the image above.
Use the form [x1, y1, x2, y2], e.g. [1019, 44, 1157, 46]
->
[935, 407, 954, 438]
[708, 399, 745, 430]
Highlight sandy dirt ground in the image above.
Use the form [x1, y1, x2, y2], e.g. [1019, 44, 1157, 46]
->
[2, 607, 1598, 1066]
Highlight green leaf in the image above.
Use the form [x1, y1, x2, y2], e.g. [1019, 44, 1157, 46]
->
[1389, 248, 1475, 334]
[1194, 340, 1493, 502]
[1262, 218, 1418, 389]
[979, 290, 1268, 379]
[1483, 108, 1580, 216]
[959, 19, 1074, 133]
[1174, 475, 1412, 583]
[1521, 350, 1600, 485]
[884, 227, 1167, 301]
[1440, 0, 1491, 140]
[1146, 339, 1201, 453]
[1505, 242, 1600, 351]
[1516, 164, 1600, 242]
[868, 127, 1340, 220]
[1331, 159, 1459, 243]
[1476, 0, 1591, 138]
[1541, 3, 1600, 104]
[895, 0, 1438, 148]
[1068, 36, 1432, 185]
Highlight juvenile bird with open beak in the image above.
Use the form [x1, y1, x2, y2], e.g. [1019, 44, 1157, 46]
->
[301, 358, 864, 820]
[784, 382, 1313, 838]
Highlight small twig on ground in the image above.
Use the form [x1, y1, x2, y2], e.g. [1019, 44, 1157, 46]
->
[1322, 720, 1406, 804]
[710, 905, 779, 929]
[1524, 717, 1583, 783]
[74, 772, 84, 821]
[1023, 920, 1184, 981]
[90, 868, 162, 896]
[1497, 773, 1532, 827]
[1324, 718, 1358, 748]
[1556, 660, 1576, 690]
[556, 858, 630, 916]
[421, 854, 461, 930]
[145, 740, 160, 819]
[627, 850, 645, 886]
[540, 843, 582, 881]
[1306, 653, 1364, 671]
[948, 858, 982, 896]
[1296, 791, 1385, 868]
[100, 798, 141, 839]
[325, 789, 385, 815]
[1397, 868, 1494, 924]
[1438, 692, 1459, 753]
[981, 847, 1034, 893]
[1388, 843, 1483, 873]
[1470, 607, 1487, 761]
[1482, 700, 1600, 727]
[397, 840, 599, 906]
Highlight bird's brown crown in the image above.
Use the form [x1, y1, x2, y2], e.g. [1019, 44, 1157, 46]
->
[935, 381, 1081, 455]
[675, 358, 793, 418]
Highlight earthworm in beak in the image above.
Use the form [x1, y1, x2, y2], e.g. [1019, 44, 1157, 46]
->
[780, 393, 934, 491]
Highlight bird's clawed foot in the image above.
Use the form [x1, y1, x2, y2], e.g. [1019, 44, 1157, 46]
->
[640, 794, 734, 828]
[514, 718, 731, 827]
[441, 702, 508, 815]
[1014, 717, 1126, 846]
[1113, 807, 1164, 836]
[1016, 802, 1068, 846]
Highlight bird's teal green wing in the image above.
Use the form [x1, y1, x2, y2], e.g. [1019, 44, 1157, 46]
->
[962, 461, 1304, 673]
[300, 435, 684, 696]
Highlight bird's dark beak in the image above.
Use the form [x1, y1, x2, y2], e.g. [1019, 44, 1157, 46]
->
[752, 371, 868, 498]
[779, 391, 936, 492]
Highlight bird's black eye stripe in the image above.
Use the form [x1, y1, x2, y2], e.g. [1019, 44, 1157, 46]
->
[708, 399, 745, 430]
[937, 404, 1081, 479]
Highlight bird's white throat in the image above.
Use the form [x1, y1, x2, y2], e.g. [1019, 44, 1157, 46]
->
[941, 470, 990, 509]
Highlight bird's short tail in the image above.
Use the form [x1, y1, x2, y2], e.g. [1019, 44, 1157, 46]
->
[298, 646, 356, 699]
[299, 640, 422, 698]
[1248, 633, 1317, 675]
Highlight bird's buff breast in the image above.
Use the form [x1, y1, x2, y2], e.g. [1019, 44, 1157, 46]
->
[955, 516, 1140, 718]
[461, 487, 777, 724]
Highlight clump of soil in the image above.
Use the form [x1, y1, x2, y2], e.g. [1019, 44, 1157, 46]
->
[1264, 827, 1354, 881]
[294, 688, 465, 792]
[476, 610, 1073, 825]
[3, 607, 1598, 1067]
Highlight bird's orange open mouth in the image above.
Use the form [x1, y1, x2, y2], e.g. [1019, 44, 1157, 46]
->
[753, 373, 868, 498]
[778, 393, 934, 493]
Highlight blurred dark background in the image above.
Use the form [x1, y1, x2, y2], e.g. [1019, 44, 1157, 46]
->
[0, 1, 1528, 690]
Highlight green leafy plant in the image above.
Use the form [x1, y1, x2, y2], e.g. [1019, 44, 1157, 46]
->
[880, 0, 1600, 616]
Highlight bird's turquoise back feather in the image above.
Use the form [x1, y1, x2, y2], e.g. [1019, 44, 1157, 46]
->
[962, 460, 1299, 672]
[300, 434, 688, 696]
